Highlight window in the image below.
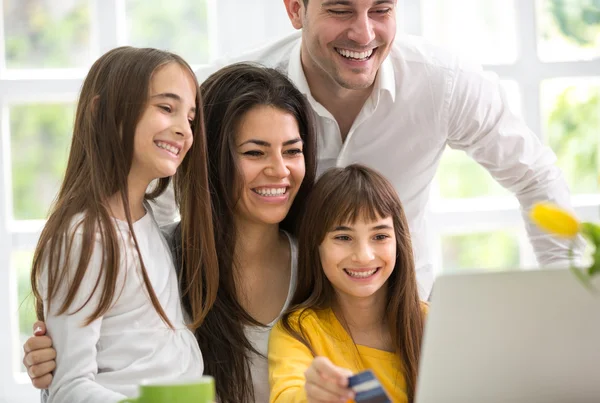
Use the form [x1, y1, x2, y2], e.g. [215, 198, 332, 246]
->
[0, 1, 294, 402]
[413, 0, 600, 274]
[1, 1, 598, 402]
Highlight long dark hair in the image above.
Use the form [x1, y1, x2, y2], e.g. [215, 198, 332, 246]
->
[31, 47, 217, 331]
[281, 164, 425, 402]
[173, 62, 317, 403]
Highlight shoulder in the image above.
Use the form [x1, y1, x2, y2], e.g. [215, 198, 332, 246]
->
[196, 32, 301, 81]
[390, 34, 486, 78]
[160, 221, 181, 245]
[276, 308, 330, 336]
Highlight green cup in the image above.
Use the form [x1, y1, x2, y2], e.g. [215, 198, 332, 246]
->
[119, 375, 214, 403]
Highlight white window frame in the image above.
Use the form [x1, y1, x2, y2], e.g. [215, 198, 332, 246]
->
[399, 0, 600, 276]
[1, 1, 599, 402]
[0, 1, 294, 401]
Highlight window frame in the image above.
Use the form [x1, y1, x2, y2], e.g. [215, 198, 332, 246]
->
[1, 1, 599, 402]
[399, 0, 600, 276]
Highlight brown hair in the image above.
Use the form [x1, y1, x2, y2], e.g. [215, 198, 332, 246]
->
[281, 164, 425, 402]
[172, 62, 317, 403]
[30, 47, 217, 333]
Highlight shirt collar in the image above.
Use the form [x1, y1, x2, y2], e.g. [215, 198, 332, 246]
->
[287, 40, 396, 105]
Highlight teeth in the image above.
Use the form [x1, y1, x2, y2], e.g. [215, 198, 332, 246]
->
[254, 187, 287, 196]
[336, 48, 374, 60]
[155, 141, 180, 155]
[345, 269, 377, 279]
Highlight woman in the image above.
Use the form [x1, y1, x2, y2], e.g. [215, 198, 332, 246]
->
[23, 62, 317, 403]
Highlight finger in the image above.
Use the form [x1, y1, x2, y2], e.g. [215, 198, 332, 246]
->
[24, 347, 57, 367]
[28, 360, 56, 379]
[305, 380, 351, 402]
[305, 366, 353, 400]
[32, 321, 47, 336]
[312, 357, 352, 387]
[23, 336, 53, 354]
[31, 374, 53, 390]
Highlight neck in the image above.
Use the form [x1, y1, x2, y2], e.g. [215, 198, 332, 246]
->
[333, 288, 388, 333]
[107, 173, 150, 222]
[234, 218, 282, 269]
[300, 46, 373, 126]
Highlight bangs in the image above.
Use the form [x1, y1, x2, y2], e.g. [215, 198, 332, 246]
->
[318, 167, 399, 232]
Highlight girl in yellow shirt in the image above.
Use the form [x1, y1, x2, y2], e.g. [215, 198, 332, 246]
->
[269, 164, 427, 403]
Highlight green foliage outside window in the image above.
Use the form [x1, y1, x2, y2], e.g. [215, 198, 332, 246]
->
[3, 0, 91, 68]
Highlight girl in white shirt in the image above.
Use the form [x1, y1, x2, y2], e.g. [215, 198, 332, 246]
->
[30, 46, 217, 403]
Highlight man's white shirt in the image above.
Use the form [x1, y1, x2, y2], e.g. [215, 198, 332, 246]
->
[153, 31, 582, 300]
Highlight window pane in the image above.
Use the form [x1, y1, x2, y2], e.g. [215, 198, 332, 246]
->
[3, 0, 92, 69]
[436, 80, 522, 199]
[13, 250, 36, 372]
[125, 0, 210, 65]
[537, 0, 600, 62]
[421, 0, 517, 64]
[541, 79, 600, 194]
[10, 103, 75, 220]
[441, 231, 520, 273]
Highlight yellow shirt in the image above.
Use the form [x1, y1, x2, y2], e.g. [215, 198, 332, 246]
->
[268, 307, 416, 403]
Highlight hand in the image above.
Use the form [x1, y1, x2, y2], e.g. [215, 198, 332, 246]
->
[23, 321, 56, 389]
[304, 356, 354, 403]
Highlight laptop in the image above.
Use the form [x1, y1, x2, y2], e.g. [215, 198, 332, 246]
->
[415, 269, 600, 403]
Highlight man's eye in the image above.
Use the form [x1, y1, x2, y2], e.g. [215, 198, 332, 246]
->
[328, 9, 351, 15]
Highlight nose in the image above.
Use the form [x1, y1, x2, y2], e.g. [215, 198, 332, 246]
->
[347, 12, 376, 45]
[265, 154, 290, 178]
[176, 114, 193, 138]
[351, 240, 375, 264]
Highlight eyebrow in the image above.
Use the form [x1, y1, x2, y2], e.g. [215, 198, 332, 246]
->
[332, 224, 393, 231]
[238, 138, 303, 147]
[322, 0, 394, 6]
[151, 92, 196, 113]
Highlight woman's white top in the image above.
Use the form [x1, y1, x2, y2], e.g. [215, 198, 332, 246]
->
[244, 231, 298, 403]
[41, 208, 203, 403]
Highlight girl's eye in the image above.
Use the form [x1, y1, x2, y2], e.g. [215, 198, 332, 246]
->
[374, 234, 390, 241]
[158, 105, 172, 113]
[372, 8, 391, 14]
[334, 235, 352, 241]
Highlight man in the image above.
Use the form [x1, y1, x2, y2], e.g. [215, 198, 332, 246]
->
[24, 0, 582, 391]
[193, 0, 579, 298]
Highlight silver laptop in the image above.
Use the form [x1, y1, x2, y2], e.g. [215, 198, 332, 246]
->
[415, 269, 600, 403]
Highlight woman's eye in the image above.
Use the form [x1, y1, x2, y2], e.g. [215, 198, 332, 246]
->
[335, 235, 352, 241]
[285, 148, 303, 156]
[158, 105, 172, 113]
[244, 150, 263, 157]
[374, 234, 390, 241]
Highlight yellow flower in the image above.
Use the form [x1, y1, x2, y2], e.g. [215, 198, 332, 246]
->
[529, 202, 580, 238]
